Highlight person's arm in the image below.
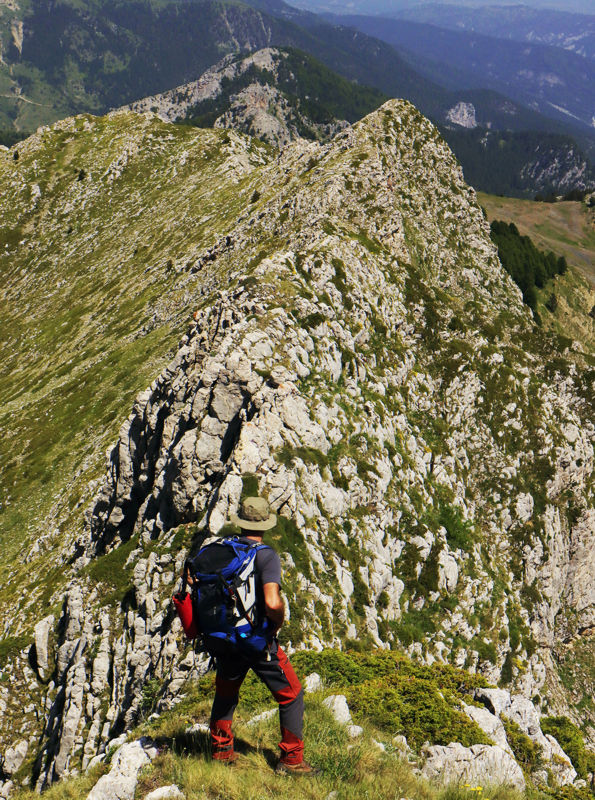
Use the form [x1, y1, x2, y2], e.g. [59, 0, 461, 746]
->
[263, 582, 285, 631]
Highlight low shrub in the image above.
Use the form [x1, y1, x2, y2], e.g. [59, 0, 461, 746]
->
[501, 717, 543, 773]
[541, 716, 595, 780]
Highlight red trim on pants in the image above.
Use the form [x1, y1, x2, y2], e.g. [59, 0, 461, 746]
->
[279, 726, 304, 765]
[272, 647, 303, 704]
[210, 719, 235, 760]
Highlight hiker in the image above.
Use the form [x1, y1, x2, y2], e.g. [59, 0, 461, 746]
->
[182, 496, 317, 775]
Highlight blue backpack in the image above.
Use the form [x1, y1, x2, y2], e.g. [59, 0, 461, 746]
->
[189, 537, 273, 656]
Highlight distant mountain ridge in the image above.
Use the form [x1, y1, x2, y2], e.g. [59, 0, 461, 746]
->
[390, 4, 595, 62]
[122, 46, 595, 197]
[330, 15, 595, 135]
[121, 48, 385, 148]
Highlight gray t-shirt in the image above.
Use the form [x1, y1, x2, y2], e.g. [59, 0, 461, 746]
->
[238, 537, 281, 586]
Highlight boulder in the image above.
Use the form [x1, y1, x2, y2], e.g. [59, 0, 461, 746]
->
[322, 695, 352, 725]
[87, 739, 157, 800]
[1, 740, 28, 776]
[421, 743, 526, 789]
[303, 673, 322, 693]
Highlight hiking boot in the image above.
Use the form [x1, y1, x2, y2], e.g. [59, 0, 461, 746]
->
[275, 759, 320, 776]
[213, 751, 241, 766]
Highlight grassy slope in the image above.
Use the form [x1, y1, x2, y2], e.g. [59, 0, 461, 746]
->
[9, 648, 595, 800]
[1, 648, 523, 800]
[478, 193, 595, 351]
[0, 112, 272, 617]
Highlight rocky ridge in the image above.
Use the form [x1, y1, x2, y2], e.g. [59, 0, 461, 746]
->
[0, 99, 593, 794]
[121, 48, 360, 149]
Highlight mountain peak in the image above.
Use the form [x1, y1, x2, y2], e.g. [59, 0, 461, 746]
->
[0, 97, 594, 791]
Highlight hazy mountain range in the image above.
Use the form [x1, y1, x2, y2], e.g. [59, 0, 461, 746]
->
[293, 1, 595, 17]
[330, 15, 595, 133]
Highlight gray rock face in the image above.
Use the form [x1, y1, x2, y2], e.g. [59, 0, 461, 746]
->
[421, 743, 526, 789]
[33, 615, 55, 681]
[462, 703, 513, 755]
[473, 689, 577, 785]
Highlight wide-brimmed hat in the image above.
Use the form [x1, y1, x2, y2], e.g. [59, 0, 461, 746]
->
[230, 496, 277, 531]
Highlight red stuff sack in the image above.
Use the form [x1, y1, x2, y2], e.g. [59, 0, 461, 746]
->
[173, 591, 199, 639]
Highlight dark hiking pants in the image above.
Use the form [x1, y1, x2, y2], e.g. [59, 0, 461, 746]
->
[210, 641, 304, 764]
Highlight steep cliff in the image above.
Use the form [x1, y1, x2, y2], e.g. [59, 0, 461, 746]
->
[0, 100, 593, 793]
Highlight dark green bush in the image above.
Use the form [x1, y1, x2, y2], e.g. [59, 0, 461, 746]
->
[541, 716, 595, 780]
[345, 674, 491, 749]
[501, 716, 544, 773]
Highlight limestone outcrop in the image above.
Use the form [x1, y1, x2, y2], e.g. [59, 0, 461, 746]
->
[121, 49, 349, 149]
[421, 743, 526, 790]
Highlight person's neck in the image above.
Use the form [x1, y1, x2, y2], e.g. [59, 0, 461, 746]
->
[241, 530, 263, 543]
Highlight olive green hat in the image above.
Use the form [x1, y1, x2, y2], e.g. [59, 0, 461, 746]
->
[230, 496, 277, 531]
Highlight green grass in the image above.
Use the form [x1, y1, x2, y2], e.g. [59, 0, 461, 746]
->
[0, 114, 274, 614]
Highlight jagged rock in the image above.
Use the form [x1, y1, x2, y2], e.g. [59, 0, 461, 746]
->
[1, 740, 28, 775]
[474, 688, 513, 718]
[505, 696, 577, 785]
[87, 739, 157, 800]
[473, 690, 577, 785]
[462, 703, 513, 755]
[564, 509, 595, 634]
[0, 780, 14, 800]
[33, 615, 54, 681]
[438, 548, 459, 593]
[323, 695, 352, 725]
[421, 743, 526, 789]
